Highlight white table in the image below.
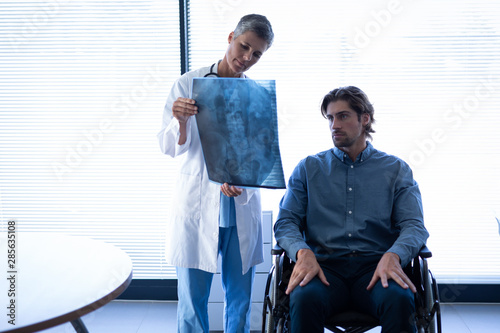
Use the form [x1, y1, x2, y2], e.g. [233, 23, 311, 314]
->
[0, 232, 133, 333]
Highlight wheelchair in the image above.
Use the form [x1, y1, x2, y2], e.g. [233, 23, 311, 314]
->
[262, 245, 441, 333]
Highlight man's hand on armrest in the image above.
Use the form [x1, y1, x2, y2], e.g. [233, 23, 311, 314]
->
[286, 248, 330, 295]
[367, 252, 416, 293]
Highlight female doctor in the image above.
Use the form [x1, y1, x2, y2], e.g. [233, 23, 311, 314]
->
[157, 14, 274, 333]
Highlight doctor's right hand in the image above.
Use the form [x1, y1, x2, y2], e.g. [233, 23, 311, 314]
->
[172, 97, 198, 124]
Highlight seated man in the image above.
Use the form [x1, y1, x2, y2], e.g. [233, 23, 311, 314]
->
[274, 86, 429, 333]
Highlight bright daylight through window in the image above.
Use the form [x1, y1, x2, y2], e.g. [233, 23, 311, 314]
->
[1, 0, 499, 284]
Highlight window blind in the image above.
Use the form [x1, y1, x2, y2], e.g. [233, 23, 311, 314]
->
[0, 0, 181, 279]
[188, 0, 500, 284]
[2, 0, 500, 285]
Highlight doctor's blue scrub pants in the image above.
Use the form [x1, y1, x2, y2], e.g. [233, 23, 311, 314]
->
[176, 225, 255, 333]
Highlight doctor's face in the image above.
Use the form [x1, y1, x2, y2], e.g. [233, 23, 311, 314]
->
[225, 31, 268, 74]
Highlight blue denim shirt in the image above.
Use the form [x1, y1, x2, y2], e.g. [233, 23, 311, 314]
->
[274, 142, 429, 266]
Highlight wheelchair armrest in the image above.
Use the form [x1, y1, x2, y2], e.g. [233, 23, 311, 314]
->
[418, 245, 432, 259]
[271, 244, 285, 256]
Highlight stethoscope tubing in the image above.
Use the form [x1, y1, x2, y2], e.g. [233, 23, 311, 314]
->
[204, 63, 220, 77]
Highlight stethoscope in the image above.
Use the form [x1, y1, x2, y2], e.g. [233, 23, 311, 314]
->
[204, 62, 220, 77]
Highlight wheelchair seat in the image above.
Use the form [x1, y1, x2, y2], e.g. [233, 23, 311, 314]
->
[326, 311, 379, 333]
[262, 245, 441, 333]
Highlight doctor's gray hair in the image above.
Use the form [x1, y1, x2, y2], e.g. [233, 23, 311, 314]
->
[233, 14, 274, 49]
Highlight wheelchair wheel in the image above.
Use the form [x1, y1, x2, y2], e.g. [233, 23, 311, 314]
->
[276, 317, 286, 333]
[423, 261, 441, 333]
[263, 266, 276, 333]
[262, 263, 291, 333]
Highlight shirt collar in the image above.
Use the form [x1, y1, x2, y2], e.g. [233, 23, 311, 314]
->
[332, 141, 374, 163]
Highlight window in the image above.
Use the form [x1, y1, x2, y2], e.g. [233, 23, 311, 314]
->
[1, 0, 499, 287]
[0, 0, 181, 279]
[188, 0, 500, 284]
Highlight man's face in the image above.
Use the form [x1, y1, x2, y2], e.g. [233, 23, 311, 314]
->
[326, 100, 369, 149]
[225, 31, 268, 74]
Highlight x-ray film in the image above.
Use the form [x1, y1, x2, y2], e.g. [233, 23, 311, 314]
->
[192, 77, 286, 189]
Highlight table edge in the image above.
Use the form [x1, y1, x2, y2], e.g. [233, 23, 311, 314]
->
[2, 270, 133, 333]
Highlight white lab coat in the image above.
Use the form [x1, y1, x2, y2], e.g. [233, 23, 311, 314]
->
[157, 63, 263, 274]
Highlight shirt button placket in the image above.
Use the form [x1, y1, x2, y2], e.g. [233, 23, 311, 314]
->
[346, 164, 355, 243]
